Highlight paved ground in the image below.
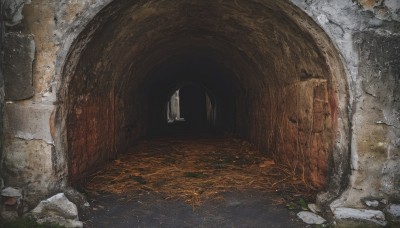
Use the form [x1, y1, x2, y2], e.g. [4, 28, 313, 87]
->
[86, 190, 308, 228]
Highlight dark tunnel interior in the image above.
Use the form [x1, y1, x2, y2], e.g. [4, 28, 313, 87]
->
[141, 50, 239, 135]
[60, 0, 347, 191]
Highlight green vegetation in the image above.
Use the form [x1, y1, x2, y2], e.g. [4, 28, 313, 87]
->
[286, 198, 309, 211]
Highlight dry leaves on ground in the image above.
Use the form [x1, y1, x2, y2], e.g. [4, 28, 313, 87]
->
[86, 136, 315, 206]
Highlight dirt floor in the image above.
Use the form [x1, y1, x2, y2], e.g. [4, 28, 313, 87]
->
[84, 134, 316, 227]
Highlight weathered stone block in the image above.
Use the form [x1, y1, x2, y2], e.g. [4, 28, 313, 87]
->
[3, 138, 53, 206]
[3, 0, 30, 26]
[3, 103, 56, 205]
[4, 32, 35, 100]
[352, 31, 400, 200]
[4, 103, 54, 143]
[332, 207, 387, 226]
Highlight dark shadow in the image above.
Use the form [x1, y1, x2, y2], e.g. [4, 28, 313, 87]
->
[141, 49, 239, 138]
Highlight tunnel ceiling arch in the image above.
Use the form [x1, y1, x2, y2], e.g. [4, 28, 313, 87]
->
[60, 0, 349, 195]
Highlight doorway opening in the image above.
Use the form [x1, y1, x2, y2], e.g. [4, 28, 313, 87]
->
[166, 89, 183, 123]
[166, 84, 217, 134]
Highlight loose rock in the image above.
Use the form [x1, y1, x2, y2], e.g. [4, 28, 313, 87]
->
[29, 193, 83, 228]
[332, 207, 387, 226]
[31, 193, 78, 219]
[1, 187, 22, 198]
[1, 186, 24, 219]
[386, 204, 400, 220]
[365, 200, 379, 207]
[297, 211, 326, 224]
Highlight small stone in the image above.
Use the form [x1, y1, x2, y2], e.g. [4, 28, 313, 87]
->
[3, 33, 35, 100]
[332, 207, 387, 226]
[31, 193, 78, 220]
[1, 187, 22, 198]
[381, 199, 388, 205]
[387, 204, 400, 220]
[297, 211, 326, 224]
[308, 203, 322, 213]
[29, 193, 83, 228]
[365, 200, 379, 207]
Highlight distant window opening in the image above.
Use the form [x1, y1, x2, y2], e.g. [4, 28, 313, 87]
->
[167, 89, 185, 123]
[166, 86, 216, 127]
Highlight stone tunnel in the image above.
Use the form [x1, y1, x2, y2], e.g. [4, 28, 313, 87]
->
[0, 0, 399, 225]
[62, 0, 347, 189]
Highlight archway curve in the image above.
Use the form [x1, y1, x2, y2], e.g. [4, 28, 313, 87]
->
[57, 0, 350, 203]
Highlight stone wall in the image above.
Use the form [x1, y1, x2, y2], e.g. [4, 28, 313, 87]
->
[59, 0, 345, 192]
[291, 0, 400, 208]
[0, 0, 398, 213]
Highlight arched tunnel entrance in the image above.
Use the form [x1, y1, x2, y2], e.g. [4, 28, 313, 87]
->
[58, 0, 349, 210]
